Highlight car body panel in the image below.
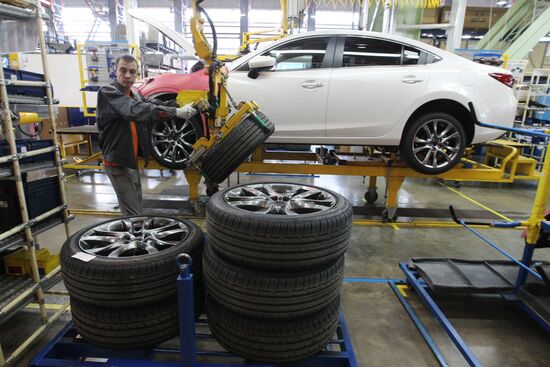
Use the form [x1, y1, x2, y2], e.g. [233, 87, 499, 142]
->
[137, 30, 517, 146]
[228, 69, 333, 138]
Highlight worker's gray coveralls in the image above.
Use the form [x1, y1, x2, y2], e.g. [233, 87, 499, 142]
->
[96, 80, 177, 215]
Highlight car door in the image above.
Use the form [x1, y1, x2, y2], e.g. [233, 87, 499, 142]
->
[227, 36, 335, 139]
[325, 36, 430, 139]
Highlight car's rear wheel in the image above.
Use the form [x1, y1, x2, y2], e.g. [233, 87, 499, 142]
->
[400, 112, 466, 175]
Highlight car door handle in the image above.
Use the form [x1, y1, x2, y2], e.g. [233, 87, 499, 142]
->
[301, 80, 324, 89]
[401, 76, 424, 84]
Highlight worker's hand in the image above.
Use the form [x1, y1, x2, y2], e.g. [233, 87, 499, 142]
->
[176, 104, 198, 120]
[194, 100, 210, 112]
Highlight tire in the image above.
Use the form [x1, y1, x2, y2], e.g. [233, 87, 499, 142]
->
[203, 244, 344, 320]
[206, 295, 340, 363]
[149, 114, 204, 169]
[206, 182, 352, 271]
[71, 297, 179, 348]
[201, 111, 274, 184]
[61, 216, 204, 308]
[400, 112, 466, 175]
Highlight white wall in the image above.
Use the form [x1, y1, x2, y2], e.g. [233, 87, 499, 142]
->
[18, 53, 96, 108]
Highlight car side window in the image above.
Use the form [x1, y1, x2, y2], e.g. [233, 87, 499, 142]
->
[403, 46, 421, 65]
[266, 37, 329, 71]
[237, 37, 330, 72]
[342, 37, 402, 67]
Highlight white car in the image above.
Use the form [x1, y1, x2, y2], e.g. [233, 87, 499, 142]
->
[139, 30, 517, 174]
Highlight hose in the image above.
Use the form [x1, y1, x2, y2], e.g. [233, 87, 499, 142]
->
[17, 123, 44, 138]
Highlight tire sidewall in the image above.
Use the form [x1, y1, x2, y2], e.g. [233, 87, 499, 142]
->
[400, 112, 466, 175]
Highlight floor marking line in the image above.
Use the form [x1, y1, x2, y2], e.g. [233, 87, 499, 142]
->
[439, 182, 513, 222]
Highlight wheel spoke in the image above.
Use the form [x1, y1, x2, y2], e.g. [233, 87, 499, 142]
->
[421, 125, 433, 140]
[414, 137, 429, 144]
[442, 144, 459, 153]
[152, 130, 169, 137]
[438, 124, 452, 138]
[422, 150, 432, 165]
[437, 148, 452, 163]
[432, 150, 438, 167]
[441, 132, 459, 144]
[413, 145, 431, 154]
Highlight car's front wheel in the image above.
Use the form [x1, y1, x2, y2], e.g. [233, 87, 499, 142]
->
[400, 112, 466, 175]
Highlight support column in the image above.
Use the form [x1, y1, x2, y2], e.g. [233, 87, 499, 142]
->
[174, 0, 185, 34]
[381, 0, 391, 33]
[240, 0, 249, 44]
[108, 0, 118, 40]
[446, 0, 466, 52]
[124, 0, 139, 45]
[358, 0, 368, 30]
[307, 1, 316, 31]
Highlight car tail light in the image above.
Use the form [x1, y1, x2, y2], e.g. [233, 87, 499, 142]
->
[489, 73, 515, 88]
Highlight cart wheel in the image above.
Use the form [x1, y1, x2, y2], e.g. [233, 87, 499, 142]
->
[364, 190, 378, 203]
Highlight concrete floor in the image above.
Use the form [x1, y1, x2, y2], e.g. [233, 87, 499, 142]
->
[3, 168, 550, 367]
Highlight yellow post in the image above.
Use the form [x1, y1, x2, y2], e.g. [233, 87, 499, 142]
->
[526, 134, 550, 244]
[184, 169, 202, 201]
[280, 0, 288, 34]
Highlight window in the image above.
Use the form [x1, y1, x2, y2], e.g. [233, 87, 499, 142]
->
[266, 37, 329, 71]
[403, 46, 421, 65]
[342, 37, 402, 67]
[237, 37, 329, 72]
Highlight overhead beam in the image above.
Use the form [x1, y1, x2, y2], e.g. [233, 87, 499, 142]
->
[504, 5, 550, 60]
[475, 0, 532, 50]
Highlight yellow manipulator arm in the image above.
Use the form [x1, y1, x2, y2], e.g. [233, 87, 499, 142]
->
[190, 0, 213, 66]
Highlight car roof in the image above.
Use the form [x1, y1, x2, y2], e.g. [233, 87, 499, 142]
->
[282, 30, 446, 56]
[229, 30, 457, 69]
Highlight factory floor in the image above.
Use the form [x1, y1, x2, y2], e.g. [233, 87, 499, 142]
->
[3, 168, 550, 367]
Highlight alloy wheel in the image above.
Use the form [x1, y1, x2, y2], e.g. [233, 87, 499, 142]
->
[78, 217, 190, 257]
[223, 183, 336, 215]
[411, 118, 462, 170]
[151, 118, 197, 166]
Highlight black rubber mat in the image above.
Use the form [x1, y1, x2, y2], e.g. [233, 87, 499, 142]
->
[409, 258, 522, 293]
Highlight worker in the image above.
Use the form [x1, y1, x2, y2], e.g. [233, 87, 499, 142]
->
[97, 54, 197, 215]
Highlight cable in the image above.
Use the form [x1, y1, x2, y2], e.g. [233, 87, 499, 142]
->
[17, 123, 43, 138]
[196, 4, 217, 58]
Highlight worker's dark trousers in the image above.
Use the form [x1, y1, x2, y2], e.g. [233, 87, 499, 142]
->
[104, 165, 143, 216]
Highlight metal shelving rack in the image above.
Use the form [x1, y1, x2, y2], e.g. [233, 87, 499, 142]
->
[0, 0, 71, 366]
[513, 69, 550, 169]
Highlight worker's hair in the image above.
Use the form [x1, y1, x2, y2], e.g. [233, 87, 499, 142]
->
[114, 54, 138, 69]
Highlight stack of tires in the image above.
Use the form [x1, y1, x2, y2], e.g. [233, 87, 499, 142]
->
[61, 216, 205, 348]
[204, 183, 353, 363]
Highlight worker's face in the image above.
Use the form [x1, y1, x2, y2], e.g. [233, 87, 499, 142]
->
[116, 60, 138, 90]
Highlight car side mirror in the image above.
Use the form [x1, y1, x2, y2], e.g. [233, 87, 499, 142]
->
[247, 56, 275, 79]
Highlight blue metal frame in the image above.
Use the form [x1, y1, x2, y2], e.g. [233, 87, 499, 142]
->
[30, 254, 358, 367]
[388, 281, 449, 367]
[399, 263, 483, 367]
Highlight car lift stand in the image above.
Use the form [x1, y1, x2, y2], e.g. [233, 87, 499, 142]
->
[29, 253, 358, 367]
[394, 109, 550, 367]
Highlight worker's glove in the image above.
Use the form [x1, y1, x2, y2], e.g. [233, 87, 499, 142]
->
[176, 104, 198, 120]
